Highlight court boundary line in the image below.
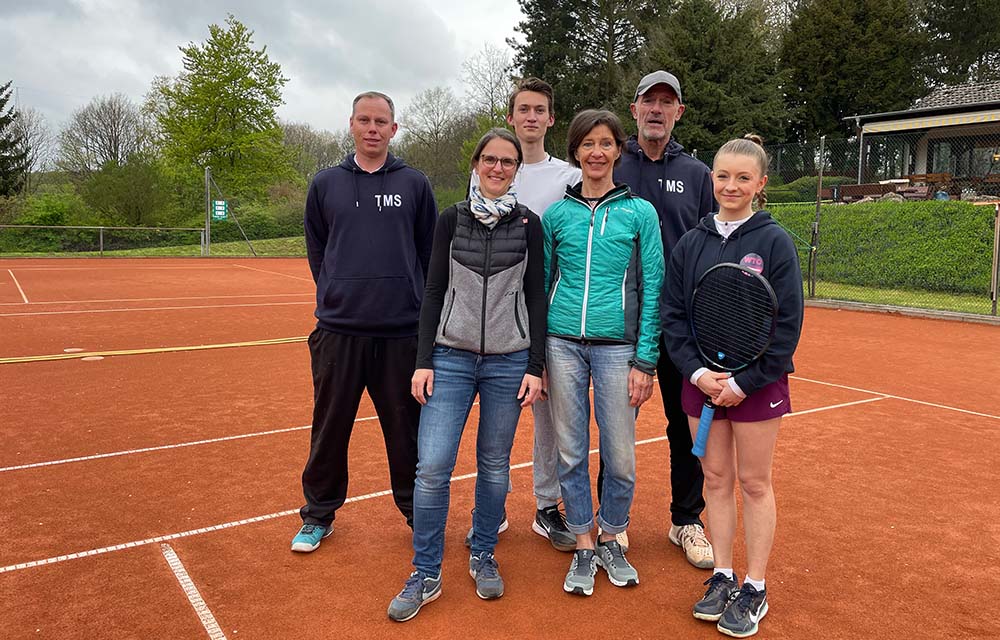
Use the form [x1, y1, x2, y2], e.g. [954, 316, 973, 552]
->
[0, 300, 312, 318]
[0, 395, 898, 575]
[160, 544, 228, 640]
[3, 378, 989, 474]
[232, 263, 313, 282]
[0, 336, 309, 366]
[791, 375, 1000, 420]
[7, 269, 29, 303]
[0, 292, 312, 307]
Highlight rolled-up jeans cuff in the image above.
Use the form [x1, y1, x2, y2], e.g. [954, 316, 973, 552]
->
[565, 519, 593, 535]
[596, 514, 629, 535]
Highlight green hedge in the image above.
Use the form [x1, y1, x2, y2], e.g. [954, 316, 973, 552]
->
[770, 201, 996, 294]
[767, 175, 856, 203]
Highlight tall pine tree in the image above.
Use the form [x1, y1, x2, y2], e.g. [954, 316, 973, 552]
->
[780, 0, 929, 141]
[0, 81, 28, 196]
[924, 0, 1000, 84]
[509, 0, 671, 147]
[632, 0, 787, 153]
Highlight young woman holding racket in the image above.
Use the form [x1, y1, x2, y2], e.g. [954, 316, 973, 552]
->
[662, 135, 804, 638]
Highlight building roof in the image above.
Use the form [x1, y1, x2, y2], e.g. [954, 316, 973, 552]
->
[913, 81, 1000, 109]
[847, 80, 1000, 127]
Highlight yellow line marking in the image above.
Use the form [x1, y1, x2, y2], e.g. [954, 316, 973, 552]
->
[0, 336, 308, 365]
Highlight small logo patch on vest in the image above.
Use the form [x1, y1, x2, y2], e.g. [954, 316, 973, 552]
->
[740, 253, 764, 274]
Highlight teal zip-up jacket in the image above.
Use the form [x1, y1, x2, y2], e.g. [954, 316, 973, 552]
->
[542, 183, 664, 374]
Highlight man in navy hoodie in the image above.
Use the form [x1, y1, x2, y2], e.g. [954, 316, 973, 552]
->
[613, 70, 717, 569]
[292, 91, 438, 553]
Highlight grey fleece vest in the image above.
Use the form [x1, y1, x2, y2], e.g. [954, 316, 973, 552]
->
[435, 204, 531, 355]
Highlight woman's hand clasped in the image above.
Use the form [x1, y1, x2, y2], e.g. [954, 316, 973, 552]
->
[518, 374, 543, 408]
[411, 368, 434, 405]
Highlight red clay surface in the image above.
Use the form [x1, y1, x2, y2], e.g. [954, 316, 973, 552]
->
[1, 258, 998, 639]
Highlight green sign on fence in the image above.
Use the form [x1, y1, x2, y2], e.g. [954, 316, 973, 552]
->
[212, 200, 228, 220]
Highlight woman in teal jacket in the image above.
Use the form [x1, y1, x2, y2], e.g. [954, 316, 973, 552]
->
[543, 109, 663, 597]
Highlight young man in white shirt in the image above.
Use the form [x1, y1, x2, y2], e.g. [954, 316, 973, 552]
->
[467, 78, 580, 552]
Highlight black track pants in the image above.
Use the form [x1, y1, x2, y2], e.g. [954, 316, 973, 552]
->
[299, 329, 420, 528]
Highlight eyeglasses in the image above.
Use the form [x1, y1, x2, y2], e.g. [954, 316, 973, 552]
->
[479, 155, 518, 170]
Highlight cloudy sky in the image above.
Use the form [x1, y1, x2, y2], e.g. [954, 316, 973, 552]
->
[1, 0, 525, 135]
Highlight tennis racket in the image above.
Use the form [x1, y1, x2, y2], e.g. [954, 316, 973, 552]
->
[690, 263, 779, 457]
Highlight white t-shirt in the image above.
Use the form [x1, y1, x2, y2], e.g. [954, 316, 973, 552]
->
[471, 154, 581, 218]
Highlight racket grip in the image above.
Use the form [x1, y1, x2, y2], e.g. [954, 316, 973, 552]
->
[692, 401, 715, 457]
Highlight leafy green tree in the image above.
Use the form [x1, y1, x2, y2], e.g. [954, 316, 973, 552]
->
[923, 0, 1000, 84]
[631, 0, 787, 153]
[780, 0, 929, 141]
[156, 14, 294, 202]
[0, 81, 28, 196]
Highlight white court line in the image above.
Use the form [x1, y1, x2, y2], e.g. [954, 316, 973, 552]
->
[0, 292, 312, 307]
[161, 544, 228, 640]
[0, 300, 312, 318]
[791, 375, 1000, 420]
[3, 266, 244, 271]
[232, 263, 313, 282]
[0, 422, 354, 473]
[7, 269, 29, 303]
[0, 395, 898, 575]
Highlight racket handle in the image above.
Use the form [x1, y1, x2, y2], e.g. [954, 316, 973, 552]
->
[692, 401, 715, 457]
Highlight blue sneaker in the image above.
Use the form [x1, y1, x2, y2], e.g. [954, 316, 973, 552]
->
[290, 523, 331, 552]
[387, 571, 442, 622]
[717, 583, 768, 637]
[469, 552, 504, 599]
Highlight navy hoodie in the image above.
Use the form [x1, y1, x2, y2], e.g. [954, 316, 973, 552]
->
[304, 153, 438, 337]
[662, 211, 804, 397]
[614, 137, 715, 260]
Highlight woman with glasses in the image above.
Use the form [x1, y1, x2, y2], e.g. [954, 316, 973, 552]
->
[387, 128, 546, 622]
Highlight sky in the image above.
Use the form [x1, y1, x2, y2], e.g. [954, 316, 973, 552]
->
[1, 0, 525, 135]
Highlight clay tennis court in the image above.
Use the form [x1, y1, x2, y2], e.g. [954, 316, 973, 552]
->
[1, 257, 997, 639]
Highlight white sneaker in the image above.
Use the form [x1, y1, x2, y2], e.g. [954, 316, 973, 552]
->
[669, 523, 714, 569]
[597, 526, 629, 553]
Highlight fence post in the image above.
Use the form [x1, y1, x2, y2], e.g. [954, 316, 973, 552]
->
[808, 136, 825, 298]
[99, 227, 104, 257]
[204, 166, 212, 256]
[992, 203, 999, 316]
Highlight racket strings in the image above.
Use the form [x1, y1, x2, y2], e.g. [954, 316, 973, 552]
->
[692, 267, 777, 370]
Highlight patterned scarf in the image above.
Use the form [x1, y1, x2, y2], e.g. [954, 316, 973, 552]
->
[469, 185, 518, 229]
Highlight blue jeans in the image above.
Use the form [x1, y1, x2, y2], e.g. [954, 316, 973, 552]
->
[412, 346, 527, 577]
[546, 337, 636, 536]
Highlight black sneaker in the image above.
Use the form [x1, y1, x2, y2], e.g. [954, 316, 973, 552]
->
[693, 572, 739, 621]
[717, 583, 768, 638]
[531, 504, 576, 552]
[464, 508, 509, 548]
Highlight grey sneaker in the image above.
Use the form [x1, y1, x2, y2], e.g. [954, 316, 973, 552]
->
[693, 572, 739, 621]
[532, 504, 576, 552]
[468, 552, 504, 599]
[563, 549, 597, 596]
[595, 539, 639, 587]
[464, 509, 509, 547]
[387, 571, 442, 622]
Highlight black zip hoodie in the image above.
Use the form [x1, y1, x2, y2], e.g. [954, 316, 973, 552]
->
[304, 153, 438, 337]
[614, 137, 716, 260]
[662, 211, 804, 397]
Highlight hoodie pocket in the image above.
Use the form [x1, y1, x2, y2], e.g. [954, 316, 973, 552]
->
[321, 276, 419, 327]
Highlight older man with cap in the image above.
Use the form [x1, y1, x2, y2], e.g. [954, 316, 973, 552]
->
[611, 70, 716, 570]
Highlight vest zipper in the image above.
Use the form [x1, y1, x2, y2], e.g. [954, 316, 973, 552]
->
[481, 226, 494, 353]
[514, 291, 526, 339]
